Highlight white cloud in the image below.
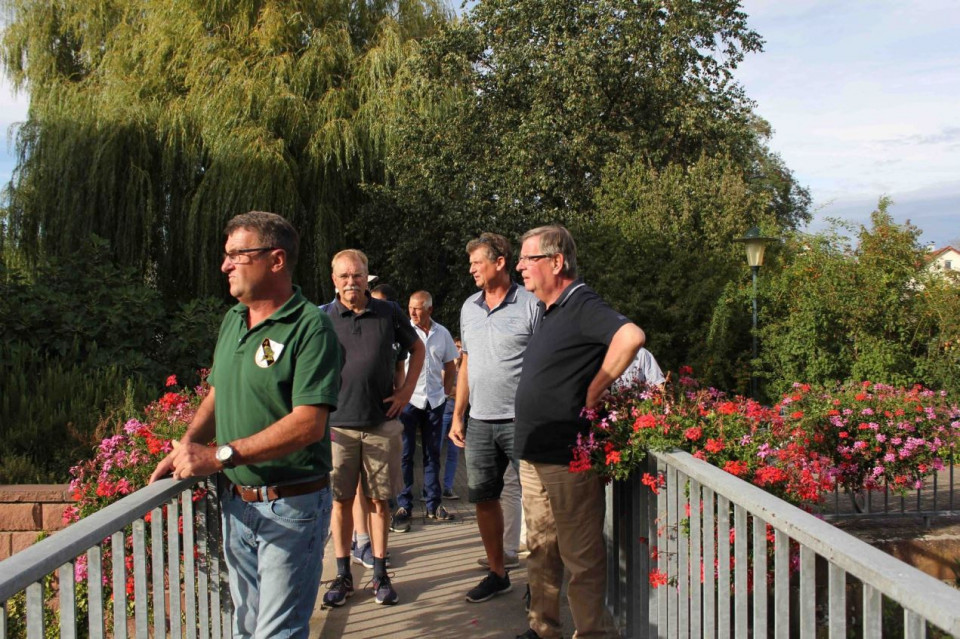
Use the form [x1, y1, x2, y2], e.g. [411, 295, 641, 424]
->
[735, 0, 960, 223]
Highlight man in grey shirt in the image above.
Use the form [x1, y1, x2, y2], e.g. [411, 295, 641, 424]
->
[449, 232, 539, 604]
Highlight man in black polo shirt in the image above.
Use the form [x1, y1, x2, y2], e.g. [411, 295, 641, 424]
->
[321, 249, 424, 607]
[513, 225, 644, 639]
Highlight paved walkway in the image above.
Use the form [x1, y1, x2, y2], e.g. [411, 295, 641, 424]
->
[310, 445, 573, 638]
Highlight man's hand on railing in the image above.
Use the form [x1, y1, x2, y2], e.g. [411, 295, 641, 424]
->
[148, 440, 218, 484]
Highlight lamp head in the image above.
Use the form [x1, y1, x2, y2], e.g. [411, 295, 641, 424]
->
[735, 226, 776, 268]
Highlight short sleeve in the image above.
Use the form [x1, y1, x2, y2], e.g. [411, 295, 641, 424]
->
[459, 303, 470, 354]
[640, 350, 666, 385]
[291, 313, 342, 408]
[578, 292, 629, 346]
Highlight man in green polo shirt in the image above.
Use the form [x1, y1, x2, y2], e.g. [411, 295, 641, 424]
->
[150, 211, 342, 639]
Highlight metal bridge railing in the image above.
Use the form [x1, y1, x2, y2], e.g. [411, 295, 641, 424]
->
[605, 450, 960, 638]
[817, 459, 958, 523]
[0, 476, 231, 639]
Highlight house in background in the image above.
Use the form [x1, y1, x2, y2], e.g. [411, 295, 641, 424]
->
[926, 245, 960, 276]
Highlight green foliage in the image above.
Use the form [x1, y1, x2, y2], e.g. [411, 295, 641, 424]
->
[583, 154, 782, 381]
[1, 0, 450, 303]
[358, 0, 810, 340]
[742, 198, 960, 398]
[0, 237, 224, 482]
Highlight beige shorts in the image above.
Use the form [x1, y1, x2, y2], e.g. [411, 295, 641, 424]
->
[330, 420, 403, 501]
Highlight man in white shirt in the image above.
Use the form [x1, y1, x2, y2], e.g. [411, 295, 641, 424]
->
[395, 290, 460, 524]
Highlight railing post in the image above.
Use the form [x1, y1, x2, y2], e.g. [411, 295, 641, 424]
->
[58, 563, 76, 639]
[111, 531, 127, 639]
[168, 498, 182, 639]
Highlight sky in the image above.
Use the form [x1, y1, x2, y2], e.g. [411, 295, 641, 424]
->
[1, 1, 958, 246]
[732, 0, 960, 246]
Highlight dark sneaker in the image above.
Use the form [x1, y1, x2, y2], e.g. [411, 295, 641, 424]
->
[476, 552, 520, 570]
[372, 574, 399, 605]
[442, 488, 460, 500]
[427, 505, 455, 520]
[516, 629, 541, 639]
[390, 507, 411, 533]
[322, 574, 354, 607]
[351, 541, 374, 568]
[466, 570, 512, 603]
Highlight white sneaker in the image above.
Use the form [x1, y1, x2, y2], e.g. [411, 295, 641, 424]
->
[476, 552, 520, 570]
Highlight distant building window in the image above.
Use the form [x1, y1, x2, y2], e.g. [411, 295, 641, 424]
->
[946, 260, 953, 270]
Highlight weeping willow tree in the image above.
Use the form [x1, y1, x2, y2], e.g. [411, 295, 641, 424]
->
[0, 0, 451, 301]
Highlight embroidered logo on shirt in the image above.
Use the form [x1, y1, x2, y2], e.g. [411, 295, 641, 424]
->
[255, 338, 284, 368]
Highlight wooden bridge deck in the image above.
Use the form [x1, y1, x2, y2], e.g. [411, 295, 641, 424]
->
[311, 446, 574, 638]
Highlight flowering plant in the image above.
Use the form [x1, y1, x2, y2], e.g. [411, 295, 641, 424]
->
[62, 373, 210, 604]
[65, 373, 210, 522]
[574, 369, 959, 507]
[779, 381, 960, 494]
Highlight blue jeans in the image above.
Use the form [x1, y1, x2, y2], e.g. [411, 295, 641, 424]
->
[398, 401, 445, 511]
[440, 398, 459, 492]
[464, 417, 517, 503]
[221, 484, 332, 639]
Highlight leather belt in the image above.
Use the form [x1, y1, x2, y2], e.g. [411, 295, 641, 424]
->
[231, 476, 329, 503]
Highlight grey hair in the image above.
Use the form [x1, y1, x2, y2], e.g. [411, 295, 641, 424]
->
[411, 290, 433, 308]
[520, 225, 577, 277]
[331, 249, 369, 272]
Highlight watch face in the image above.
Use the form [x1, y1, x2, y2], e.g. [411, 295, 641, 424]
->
[217, 446, 232, 463]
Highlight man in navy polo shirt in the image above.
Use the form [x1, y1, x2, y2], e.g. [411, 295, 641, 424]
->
[321, 249, 424, 607]
[513, 225, 644, 639]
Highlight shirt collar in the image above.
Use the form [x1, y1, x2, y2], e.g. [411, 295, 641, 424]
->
[331, 290, 375, 317]
[411, 318, 435, 336]
[541, 279, 586, 314]
[473, 281, 521, 312]
[229, 285, 306, 322]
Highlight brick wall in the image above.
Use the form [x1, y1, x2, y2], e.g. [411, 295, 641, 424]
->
[0, 485, 71, 560]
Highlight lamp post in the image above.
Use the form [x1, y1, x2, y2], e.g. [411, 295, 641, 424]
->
[735, 226, 776, 400]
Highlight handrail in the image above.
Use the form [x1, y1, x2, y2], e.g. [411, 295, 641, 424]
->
[653, 449, 960, 635]
[0, 476, 197, 601]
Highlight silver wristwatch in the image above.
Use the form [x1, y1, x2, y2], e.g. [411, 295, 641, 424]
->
[216, 444, 237, 469]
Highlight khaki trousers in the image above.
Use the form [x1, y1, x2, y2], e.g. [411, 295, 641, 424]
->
[519, 460, 619, 639]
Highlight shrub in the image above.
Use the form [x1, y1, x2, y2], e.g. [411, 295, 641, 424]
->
[0, 238, 224, 482]
[577, 369, 960, 507]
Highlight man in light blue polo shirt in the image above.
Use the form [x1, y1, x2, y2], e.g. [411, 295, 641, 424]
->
[397, 290, 460, 522]
[449, 232, 539, 604]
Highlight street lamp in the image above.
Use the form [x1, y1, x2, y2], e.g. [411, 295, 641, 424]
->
[735, 226, 776, 399]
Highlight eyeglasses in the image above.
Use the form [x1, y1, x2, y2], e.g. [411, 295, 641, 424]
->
[222, 247, 276, 264]
[517, 254, 554, 265]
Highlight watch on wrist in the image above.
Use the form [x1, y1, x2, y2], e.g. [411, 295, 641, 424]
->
[216, 444, 237, 469]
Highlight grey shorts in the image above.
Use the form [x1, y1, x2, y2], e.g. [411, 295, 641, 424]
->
[464, 417, 518, 503]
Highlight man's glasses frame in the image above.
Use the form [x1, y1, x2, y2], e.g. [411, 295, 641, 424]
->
[517, 254, 554, 265]
[222, 247, 277, 264]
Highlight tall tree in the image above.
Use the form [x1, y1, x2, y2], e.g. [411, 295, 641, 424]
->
[358, 0, 810, 354]
[1, 0, 450, 301]
[713, 199, 960, 398]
